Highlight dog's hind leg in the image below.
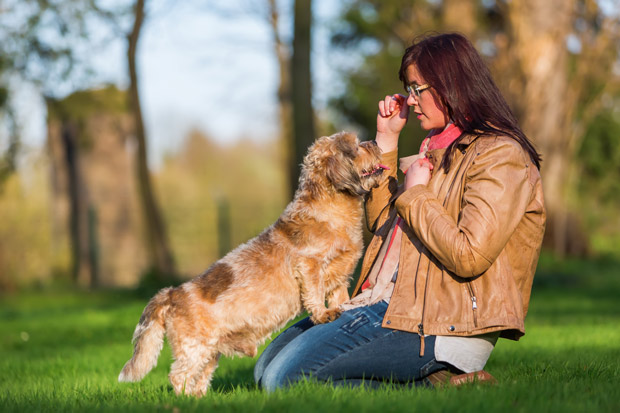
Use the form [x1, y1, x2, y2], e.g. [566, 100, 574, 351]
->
[168, 339, 213, 396]
[192, 352, 221, 397]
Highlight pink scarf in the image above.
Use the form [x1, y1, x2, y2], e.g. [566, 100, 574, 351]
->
[399, 123, 463, 174]
[421, 122, 463, 152]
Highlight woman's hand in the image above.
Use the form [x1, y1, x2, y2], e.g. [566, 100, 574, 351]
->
[376, 94, 409, 153]
[404, 157, 433, 189]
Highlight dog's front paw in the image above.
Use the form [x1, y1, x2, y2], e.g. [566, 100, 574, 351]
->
[310, 310, 328, 324]
[325, 307, 343, 322]
[310, 307, 342, 324]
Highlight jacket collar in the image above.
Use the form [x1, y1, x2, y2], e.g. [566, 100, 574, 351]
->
[455, 133, 480, 147]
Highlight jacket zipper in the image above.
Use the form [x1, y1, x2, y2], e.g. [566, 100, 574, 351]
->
[418, 323, 425, 357]
[466, 282, 478, 328]
[418, 259, 432, 357]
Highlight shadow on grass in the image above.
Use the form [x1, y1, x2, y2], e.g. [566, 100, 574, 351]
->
[534, 253, 620, 290]
[526, 252, 620, 325]
[210, 366, 258, 393]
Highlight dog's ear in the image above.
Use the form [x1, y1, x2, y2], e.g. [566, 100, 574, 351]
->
[333, 132, 359, 160]
[326, 154, 360, 194]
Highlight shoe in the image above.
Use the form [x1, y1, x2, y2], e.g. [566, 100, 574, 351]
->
[425, 369, 497, 388]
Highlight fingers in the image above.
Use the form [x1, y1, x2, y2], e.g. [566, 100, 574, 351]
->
[417, 157, 434, 170]
[404, 157, 433, 174]
[378, 99, 388, 117]
[378, 94, 406, 117]
[404, 157, 433, 189]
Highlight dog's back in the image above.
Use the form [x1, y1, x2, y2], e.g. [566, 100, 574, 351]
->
[183, 225, 307, 349]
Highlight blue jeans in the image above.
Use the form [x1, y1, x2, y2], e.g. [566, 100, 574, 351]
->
[254, 301, 451, 391]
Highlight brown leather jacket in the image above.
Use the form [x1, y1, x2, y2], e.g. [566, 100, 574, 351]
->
[352, 134, 545, 344]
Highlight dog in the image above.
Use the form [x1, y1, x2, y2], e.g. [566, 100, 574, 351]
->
[118, 132, 387, 396]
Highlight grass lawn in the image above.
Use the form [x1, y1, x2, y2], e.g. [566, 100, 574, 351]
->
[1, 253, 619, 412]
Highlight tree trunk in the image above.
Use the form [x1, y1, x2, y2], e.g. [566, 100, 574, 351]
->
[0, 106, 19, 189]
[291, 0, 315, 197]
[505, 0, 582, 257]
[267, 0, 293, 200]
[127, 0, 176, 279]
[61, 121, 97, 287]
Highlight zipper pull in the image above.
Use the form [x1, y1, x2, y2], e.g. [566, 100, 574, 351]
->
[471, 296, 478, 310]
[418, 323, 425, 357]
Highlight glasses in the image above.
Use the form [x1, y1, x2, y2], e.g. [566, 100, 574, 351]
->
[406, 83, 431, 97]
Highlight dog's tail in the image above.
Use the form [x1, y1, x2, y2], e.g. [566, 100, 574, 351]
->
[118, 287, 172, 382]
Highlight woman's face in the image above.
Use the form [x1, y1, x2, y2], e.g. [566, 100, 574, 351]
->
[405, 64, 449, 131]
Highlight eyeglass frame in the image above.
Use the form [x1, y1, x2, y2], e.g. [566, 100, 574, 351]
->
[406, 83, 431, 98]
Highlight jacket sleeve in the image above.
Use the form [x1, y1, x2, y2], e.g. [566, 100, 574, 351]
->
[365, 149, 399, 232]
[394, 139, 534, 278]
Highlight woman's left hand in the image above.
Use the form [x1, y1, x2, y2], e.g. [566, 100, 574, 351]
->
[404, 157, 433, 189]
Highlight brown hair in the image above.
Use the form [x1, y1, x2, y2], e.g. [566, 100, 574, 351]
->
[399, 32, 541, 170]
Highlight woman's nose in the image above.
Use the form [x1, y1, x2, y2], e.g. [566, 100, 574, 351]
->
[406, 93, 417, 106]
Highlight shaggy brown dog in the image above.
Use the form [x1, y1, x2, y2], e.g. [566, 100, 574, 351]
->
[118, 132, 387, 396]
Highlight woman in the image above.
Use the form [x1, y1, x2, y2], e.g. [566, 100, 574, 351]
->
[254, 32, 545, 391]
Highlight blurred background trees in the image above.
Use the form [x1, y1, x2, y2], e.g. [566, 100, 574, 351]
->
[331, 0, 620, 257]
[0, 0, 618, 291]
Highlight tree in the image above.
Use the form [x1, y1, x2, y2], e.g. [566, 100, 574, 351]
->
[267, 0, 316, 199]
[126, 0, 177, 279]
[290, 0, 315, 196]
[0, 0, 106, 286]
[267, 0, 294, 199]
[0, 0, 85, 189]
[46, 86, 147, 288]
[498, 0, 620, 256]
[1, 0, 179, 283]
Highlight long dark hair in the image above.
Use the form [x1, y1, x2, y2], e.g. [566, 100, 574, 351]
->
[398, 32, 541, 170]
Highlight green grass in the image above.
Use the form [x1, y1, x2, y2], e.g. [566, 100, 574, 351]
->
[1, 253, 619, 412]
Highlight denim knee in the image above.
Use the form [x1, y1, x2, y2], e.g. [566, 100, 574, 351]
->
[253, 357, 267, 385]
[254, 317, 315, 387]
[260, 358, 297, 392]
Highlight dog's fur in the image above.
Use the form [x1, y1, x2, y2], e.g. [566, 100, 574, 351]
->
[118, 132, 386, 396]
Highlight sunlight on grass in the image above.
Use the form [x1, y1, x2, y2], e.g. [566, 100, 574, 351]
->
[1, 256, 619, 412]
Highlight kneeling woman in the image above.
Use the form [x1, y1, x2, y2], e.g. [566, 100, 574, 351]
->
[254, 32, 546, 391]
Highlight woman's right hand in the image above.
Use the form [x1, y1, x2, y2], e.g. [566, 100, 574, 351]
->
[404, 157, 433, 189]
[376, 94, 410, 153]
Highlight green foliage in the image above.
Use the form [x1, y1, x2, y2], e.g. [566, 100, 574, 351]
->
[576, 109, 620, 254]
[1, 254, 619, 412]
[46, 85, 130, 149]
[47, 85, 129, 123]
[0, 87, 8, 109]
[155, 131, 288, 278]
[329, 0, 436, 154]
[0, 0, 106, 91]
[578, 111, 620, 201]
[0, 153, 64, 292]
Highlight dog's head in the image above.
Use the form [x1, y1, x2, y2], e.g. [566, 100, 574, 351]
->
[300, 132, 388, 197]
